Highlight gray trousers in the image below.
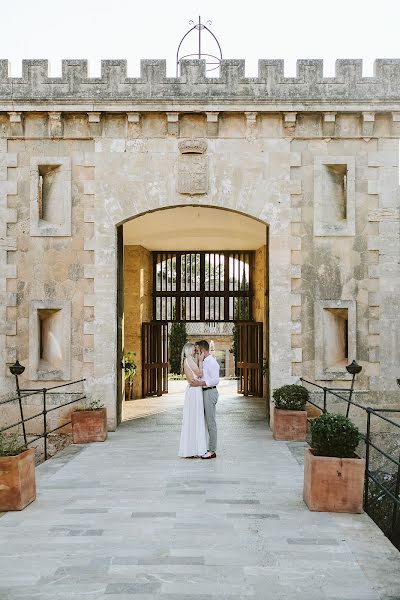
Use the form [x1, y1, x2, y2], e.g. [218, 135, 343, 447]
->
[203, 388, 218, 452]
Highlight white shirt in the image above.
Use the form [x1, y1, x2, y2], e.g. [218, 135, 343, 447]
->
[203, 354, 220, 387]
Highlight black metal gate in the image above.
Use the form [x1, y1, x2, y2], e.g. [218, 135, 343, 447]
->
[153, 251, 254, 322]
[142, 322, 169, 397]
[237, 322, 263, 397]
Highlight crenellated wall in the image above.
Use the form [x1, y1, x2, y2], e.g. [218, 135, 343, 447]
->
[2, 59, 400, 107]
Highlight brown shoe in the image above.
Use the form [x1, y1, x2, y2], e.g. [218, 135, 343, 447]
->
[201, 452, 216, 459]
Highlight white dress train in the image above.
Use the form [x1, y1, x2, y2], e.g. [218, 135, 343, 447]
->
[179, 362, 208, 457]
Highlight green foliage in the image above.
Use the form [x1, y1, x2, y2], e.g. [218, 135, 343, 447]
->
[310, 413, 361, 458]
[169, 321, 188, 374]
[77, 399, 105, 411]
[124, 352, 137, 383]
[272, 384, 309, 411]
[0, 433, 26, 457]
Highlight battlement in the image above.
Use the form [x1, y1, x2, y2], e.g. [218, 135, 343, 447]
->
[1, 58, 400, 104]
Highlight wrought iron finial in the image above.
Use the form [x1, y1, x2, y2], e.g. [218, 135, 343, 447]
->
[176, 16, 222, 76]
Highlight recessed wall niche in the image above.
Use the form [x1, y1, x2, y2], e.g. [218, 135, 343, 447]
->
[29, 300, 71, 381]
[314, 156, 355, 236]
[30, 156, 71, 236]
[315, 300, 356, 380]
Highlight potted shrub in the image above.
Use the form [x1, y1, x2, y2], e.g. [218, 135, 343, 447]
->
[304, 413, 364, 513]
[71, 400, 107, 444]
[272, 384, 309, 441]
[124, 352, 137, 401]
[0, 433, 36, 511]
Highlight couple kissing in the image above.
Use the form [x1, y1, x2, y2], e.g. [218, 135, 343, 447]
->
[178, 340, 220, 459]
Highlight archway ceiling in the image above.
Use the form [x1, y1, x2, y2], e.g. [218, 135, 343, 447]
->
[123, 206, 266, 250]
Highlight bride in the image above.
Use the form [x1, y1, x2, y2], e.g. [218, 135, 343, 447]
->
[178, 342, 208, 458]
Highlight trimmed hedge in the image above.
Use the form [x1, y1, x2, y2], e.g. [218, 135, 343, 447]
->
[310, 413, 361, 458]
[272, 384, 309, 411]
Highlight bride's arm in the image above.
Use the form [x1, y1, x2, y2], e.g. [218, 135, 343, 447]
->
[187, 356, 202, 377]
[197, 355, 204, 377]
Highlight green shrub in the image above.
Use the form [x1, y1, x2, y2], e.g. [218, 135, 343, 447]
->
[310, 413, 361, 458]
[168, 373, 186, 381]
[76, 399, 104, 411]
[0, 433, 27, 457]
[124, 352, 137, 383]
[272, 384, 309, 411]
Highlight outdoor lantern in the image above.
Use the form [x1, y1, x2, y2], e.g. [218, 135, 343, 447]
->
[396, 378, 400, 388]
[9, 360, 25, 376]
[346, 360, 362, 376]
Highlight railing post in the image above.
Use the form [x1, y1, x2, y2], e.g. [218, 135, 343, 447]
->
[43, 388, 48, 461]
[346, 373, 356, 418]
[323, 387, 327, 413]
[15, 372, 27, 446]
[364, 408, 371, 513]
[391, 451, 400, 539]
[9, 361, 28, 445]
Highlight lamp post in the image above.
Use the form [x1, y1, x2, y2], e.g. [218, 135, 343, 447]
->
[9, 360, 27, 445]
[345, 360, 362, 418]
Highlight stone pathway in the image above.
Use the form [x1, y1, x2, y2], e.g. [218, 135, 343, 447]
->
[1, 389, 400, 600]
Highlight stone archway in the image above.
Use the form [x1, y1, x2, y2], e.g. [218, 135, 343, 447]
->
[90, 141, 297, 429]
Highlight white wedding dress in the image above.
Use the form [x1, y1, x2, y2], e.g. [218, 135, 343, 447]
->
[178, 359, 208, 457]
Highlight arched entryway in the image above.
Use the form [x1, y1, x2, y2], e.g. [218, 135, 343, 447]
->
[117, 206, 269, 423]
[90, 138, 296, 430]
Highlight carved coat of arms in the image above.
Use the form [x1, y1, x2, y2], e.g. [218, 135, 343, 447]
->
[176, 139, 208, 195]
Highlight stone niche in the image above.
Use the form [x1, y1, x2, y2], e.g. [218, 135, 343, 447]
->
[315, 300, 356, 380]
[314, 156, 355, 237]
[29, 300, 71, 381]
[30, 156, 71, 236]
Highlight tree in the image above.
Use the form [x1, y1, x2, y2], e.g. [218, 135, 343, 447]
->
[169, 321, 188, 374]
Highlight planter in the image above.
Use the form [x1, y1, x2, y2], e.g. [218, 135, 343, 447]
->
[0, 448, 36, 511]
[72, 408, 107, 443]
[303, 448, 365, 513]
[273, 407, 307, 441]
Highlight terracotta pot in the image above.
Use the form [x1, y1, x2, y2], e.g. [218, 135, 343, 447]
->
[273, 407, 307, 441]
[303, 448, 365, 513]
[71, 408, 107, 443]
[0, 448, 36, 511]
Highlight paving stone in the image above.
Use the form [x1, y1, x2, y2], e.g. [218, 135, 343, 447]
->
[205, 499, 260, 504]
[105, 582, 161, 593]
[287, 537, 340, 545]
[64, 509, 110, 514]
[131, 512, 177, 518]
[0, 392, 398, 599]
[226, 513, 279, 519]
[137, 556, 205, 565]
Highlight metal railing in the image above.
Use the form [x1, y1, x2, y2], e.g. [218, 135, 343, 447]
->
[300, 376, 400, 550]
[1, 364, 86, 461]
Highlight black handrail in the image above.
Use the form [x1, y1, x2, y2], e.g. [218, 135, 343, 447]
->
[0, 379, 86, 461]
[300, 377, 400, 549]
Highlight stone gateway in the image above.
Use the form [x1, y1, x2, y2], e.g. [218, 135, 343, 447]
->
[0, 58, 399, 429]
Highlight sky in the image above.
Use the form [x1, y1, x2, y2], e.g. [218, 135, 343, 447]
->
[1, 0, 400, 78]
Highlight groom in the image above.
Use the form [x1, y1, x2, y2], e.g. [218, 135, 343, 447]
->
[190, 340, 220, 459]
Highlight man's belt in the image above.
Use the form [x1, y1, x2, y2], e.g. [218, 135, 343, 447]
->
[203, 386, 217, 391]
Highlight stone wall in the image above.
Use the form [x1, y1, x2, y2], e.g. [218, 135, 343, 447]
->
[0, 57, 399, 430]
[253, 245, 268, 398]
[123, 245, 152, 399]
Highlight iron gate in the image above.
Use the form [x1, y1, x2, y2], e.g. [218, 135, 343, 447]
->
[142, 322, 169, 397]
[153, 251, 254, 322]
[237, 322, 263, 397]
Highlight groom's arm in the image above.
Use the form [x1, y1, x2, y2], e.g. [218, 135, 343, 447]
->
[190, 378, 206, 387]
[190, 360, 219, 387]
